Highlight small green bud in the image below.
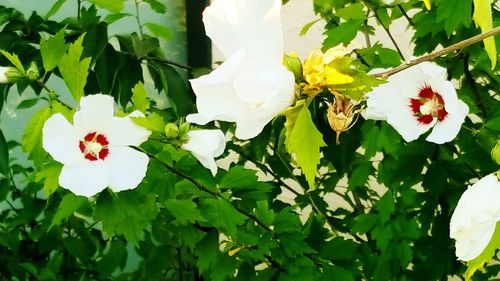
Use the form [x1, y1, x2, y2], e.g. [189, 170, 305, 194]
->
[0, 66, 23, 83]
[491, 139, 500, 165]
[26, 62, 39, 81]
[283, 53, 303, 83]
[164, 123, 179, 139]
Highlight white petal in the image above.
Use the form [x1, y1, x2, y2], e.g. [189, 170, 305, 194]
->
[42, 113, 84, 165]
[426, 101, 469, 144]
[107, 111, 151, 146]
[189, 50, 251, 123]
[364, 84, 397, 121]
[386, 105, 434, 142]
[106, 146, 149, 192]
[0, 67, 9, 83]
[186, 113, 211, 125]
[181, 130, 226, 176]
[73, 94, 114, 136]
[203, 0, 283, 59]
[59, 161, 109, 197]
[418, 61, 447, 80]
[450, 174, 500, 261]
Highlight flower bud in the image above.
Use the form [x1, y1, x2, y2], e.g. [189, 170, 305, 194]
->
[164, 123, 179, 139]
[283, 53, 303, 83]
[0, 66, 23, 83]
[26, 62, 39, 81]
[491, 139, 500, 165]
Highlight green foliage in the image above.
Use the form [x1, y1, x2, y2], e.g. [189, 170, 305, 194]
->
[94, 189, 159, 244]
[0, 130, 8, 179]
[58, 34, 91, 102]
[286, 102, 326, 188]
[40, 28, 68, 72]
[0, 49, 25, 73]
[131, 81, 150, 113]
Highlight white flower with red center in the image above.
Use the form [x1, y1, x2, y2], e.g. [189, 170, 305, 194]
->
[42, 94, 151, 197]
[181, 129, 226, 176]
[186, 0, 295, 140]
[450, 173, 500, 261]
[364, 62, 469, 144]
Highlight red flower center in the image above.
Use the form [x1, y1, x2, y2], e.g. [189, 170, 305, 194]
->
[409, 85, 448, 125]
[79, 132, 109, 161]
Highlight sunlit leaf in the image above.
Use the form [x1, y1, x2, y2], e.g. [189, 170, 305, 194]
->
[473, 0, 496, 69]
[58, 34, 90, 102]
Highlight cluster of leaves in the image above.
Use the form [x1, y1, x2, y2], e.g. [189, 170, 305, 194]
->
[0, 0, 498, 281]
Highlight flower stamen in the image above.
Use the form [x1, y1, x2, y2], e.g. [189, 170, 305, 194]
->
[79, 132, 109, 161]
[409, 85, 448, 124]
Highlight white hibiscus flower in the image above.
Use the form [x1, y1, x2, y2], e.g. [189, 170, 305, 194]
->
[364, 62, 469, 144]
[181, 129, 226, 176]
[187, 0, 295, 140]
[450, 174, 500, 261]
[42, 94, 151, 197]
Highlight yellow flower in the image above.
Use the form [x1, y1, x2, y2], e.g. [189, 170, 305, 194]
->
[303, 48, 354, 88]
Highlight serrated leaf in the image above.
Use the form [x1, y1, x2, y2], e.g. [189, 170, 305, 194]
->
[50, 193, 88, 228]
[40, 28, 68, 71]
[46, 0, 66, 19]
[35, 162, 62, 195]
[0, 130, 8, 179]
[131, 82, 150, 113]
[22, 107, 52, 154]
[144, 23, 172, 41]
[436, 0, 471, 36]
[104, 13, 132, 24]
[131, 112, 165, 133]
[58, 34, 90, 102]
[287, 104, 326, 189]
[473, 0, 496, 69]
[323, 20, 363, 50]
[94, 190, 159, 244]
[165, 199, 206, 225]
[0, 49, 25, 73]
[199, 198, 246, 236]
[89, 0, 124, 12]
[465, 222, 500, 280]
[283, 99, 306, 151]
[376, 191, 395, 223]
[336, 3, 366, 20]
[144, 0, 167, 13]
[254, 201, 275, 225]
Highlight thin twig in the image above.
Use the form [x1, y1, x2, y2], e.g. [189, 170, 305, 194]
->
[374, 26, 500, 78]
[373, 11, 405, 60]
[397, 5, 414, 26]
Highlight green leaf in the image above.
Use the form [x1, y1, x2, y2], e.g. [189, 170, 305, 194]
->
[50, 193, 88, 229]
[254, 201, 275, 225]
[104, 13, 132, 24]
[144, 0, 167, 13]
[199, 198, 246, 236]
[144, 23, 173, 41]
[376, 191, 395, 224]
[336, 3, 366, 21]
[165, 199, 206, 225]
[58, 34, 91, 102]
[131, 81, 150, 113]
[323, 20, 363, 50]
[35, 162, 62, 195]
[436, 0, 471, 36]
[89, 0, 125, 12]
[300, 18, 321, 36]
[131, 112, 165, 133]
[473, 0, 496, 69]
[98, 240, 127, 276]
[0, 49, 25, 73]
[46, 0, 66, 19]
[465, 222, 500, 280]
[130, 33, 159, 59]
[40, 28, 68, 71]
[16, 98, 39, 110]
[283, 100, 306, 150]
[352, 213, 378, 234]
[0, 130, 8, 179]
[287, 104, 326, 189]
[22, 107, 52, 154]
[94, 190, 159, 244]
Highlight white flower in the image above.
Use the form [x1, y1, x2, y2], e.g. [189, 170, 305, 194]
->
[364, 62, 469, 144]
[42, 94, 151, 197]
[181, 130, 226, 176]
[0, 66, 10, 83]
[450, 174, 500, 261]
[187, 0, 295, 140]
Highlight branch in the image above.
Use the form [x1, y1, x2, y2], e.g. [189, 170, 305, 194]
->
[375, 26, 500, 78]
